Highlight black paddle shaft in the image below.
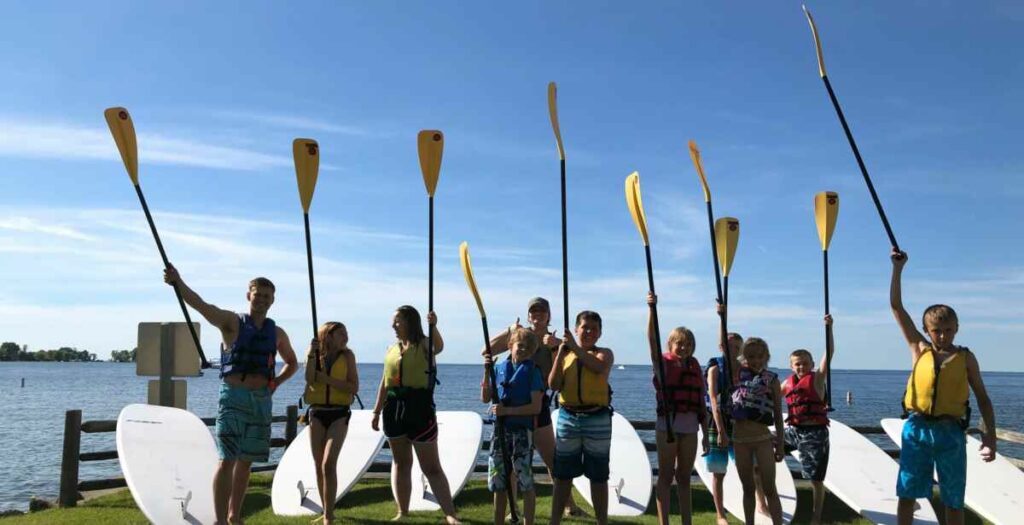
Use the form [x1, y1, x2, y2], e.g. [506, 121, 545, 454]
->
[560, 158, 569, 334]
[134, 184, 210, 369]
[704, 200, 731, 426]
[644, 245, 675, 443]
[821, 75, 900, 252]
[303, 213, 321, 371]
[482, 318, 520, 524]
[823, 250, 834, 410]
[427, 197, 437, 396]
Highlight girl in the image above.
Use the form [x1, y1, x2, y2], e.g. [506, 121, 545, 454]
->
[647, 293, 709, 525]
[303, 321, 359, 525]
[730, 337, 785, 525]
[370, 306, 460, 524]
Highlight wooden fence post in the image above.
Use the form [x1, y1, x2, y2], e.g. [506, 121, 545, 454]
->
[285, 405, 298, 445]
[59, 410, 82, 507]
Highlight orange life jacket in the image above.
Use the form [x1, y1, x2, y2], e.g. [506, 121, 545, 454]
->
[653, 353, 705, 415]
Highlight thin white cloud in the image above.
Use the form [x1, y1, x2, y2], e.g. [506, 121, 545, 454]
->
[211, 110, 382, 137]
[0, 216, 96, 241]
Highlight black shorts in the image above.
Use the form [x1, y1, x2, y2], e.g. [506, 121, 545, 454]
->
[383, 390, 438, 443]
[307, 405, 352, 429]
[537, 392, 553, 428]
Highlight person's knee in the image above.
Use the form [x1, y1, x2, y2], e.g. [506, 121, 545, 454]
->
[421, 463, 444, 477]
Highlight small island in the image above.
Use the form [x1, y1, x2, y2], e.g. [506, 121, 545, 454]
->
[0, 342, 135, 362]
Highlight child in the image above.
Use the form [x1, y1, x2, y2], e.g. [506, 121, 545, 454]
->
[482, 327, 545, 525]
[731, 337, 784, 525]
[647, 293, 709, 525]
[706, 307, 744, 525]
[890, 250, 996, 525]
[781, 314, 833, 525]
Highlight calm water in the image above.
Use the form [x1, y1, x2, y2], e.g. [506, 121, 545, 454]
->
[1, 362, 1021, 512]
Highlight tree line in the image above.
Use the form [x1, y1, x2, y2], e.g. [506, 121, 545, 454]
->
[0, 342, 136, 362]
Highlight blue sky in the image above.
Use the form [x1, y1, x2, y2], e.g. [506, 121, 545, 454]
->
[1, 1, 1021, 371]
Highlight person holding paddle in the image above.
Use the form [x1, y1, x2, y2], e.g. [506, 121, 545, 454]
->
[370, 306, 460, 524]
[163, 267, 299, 525]
[480, 297, 587, 518]
[302, 322, 358, 525]
[705, 321, 744, 525]
[890, 250, 997, 525]
[646, 293, 709, 525]
[548, 310, 615, 525]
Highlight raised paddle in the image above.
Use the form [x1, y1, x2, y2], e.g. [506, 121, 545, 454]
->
[459, 242, 520, 524]
[293, 138, 321, 368]
[625, 172, 675, 443]
[548, 82, 569, 336]
[802, 6, 900, 252]
[814, 191, 839, 409]
[104, 107, 210, 369]
[688, 141, 733, 412]
[418, 130, 444, 395]
[715, 217, 740, 395]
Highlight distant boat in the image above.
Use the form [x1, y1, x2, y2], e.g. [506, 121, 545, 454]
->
[617, 365, 626, 370]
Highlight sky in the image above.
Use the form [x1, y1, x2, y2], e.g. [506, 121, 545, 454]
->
[0, 1, 1022, 371]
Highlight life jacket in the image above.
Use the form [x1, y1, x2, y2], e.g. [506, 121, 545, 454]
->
[731, 367, 776, 425]
[303, 351, 353, 407]
[383, 340, 431, 391]
[496, 358, 538, 429]
[220, 314, 277, 379]
[903, 345, 970, 421]
[783, 372, 828, 426]
[704, 356, 731, 408]
[654, 353, 704, 415]
[558, 350, 611, 408]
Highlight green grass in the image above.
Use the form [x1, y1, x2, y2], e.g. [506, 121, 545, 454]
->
[0, 475, 991, 524]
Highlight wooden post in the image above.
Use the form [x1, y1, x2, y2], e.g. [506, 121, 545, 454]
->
[59, 410, 82, 507]
[285, 405, 298, 445]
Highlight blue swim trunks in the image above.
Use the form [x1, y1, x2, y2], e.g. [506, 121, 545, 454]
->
[488, 426, 535, 493]
[215, 383, 272, 463]
[553, 407, 612, 482]
[705, 425, 734, 474]
[896, 414, 966, 509]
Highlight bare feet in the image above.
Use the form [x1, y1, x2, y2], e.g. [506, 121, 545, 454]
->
[444, 515, 462, 524]
[716, 516, 729, 525]
[564, 504, 588, 518]
[390, 512, 406, 521]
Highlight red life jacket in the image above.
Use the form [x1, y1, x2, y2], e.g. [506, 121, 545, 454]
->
[653, 353, 704, 415]
[783, 372, 829, 426]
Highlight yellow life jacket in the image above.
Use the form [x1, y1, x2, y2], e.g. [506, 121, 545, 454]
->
[304, 352, 353, 407]
[382, 341, 430, 390]
[558, 350, 611, 408]
[903, 345, 970, 419]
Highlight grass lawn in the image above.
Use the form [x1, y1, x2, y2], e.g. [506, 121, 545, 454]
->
[1, 475, 990, 524]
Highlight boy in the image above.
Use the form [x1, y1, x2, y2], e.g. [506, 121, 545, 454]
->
[482, 327, 545, 525]
[781, 314, 833, 525]
[890, 250, 996, 525]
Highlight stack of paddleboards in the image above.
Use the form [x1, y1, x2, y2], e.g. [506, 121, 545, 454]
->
[882, 418, 1024, 525]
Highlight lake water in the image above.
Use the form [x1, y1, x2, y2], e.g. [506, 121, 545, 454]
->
[1, 362, 1021, 512]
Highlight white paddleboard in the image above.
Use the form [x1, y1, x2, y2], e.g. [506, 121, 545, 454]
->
[271, 410, 385, 516]
[549, 409, 651, 516]
[116, 403, 218, 525]
[407, 411, 483, 511]
[882, 418, 1024, 525]
[787, 418, 937, 524]
[693, 426, 798, 524]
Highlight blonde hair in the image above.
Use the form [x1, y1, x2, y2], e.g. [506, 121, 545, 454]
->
[667, 326, 695, 357]
[315, 322, 346, 355]
[508, 327, 539, 354]
[741, 337, 770, 364]
[789, 349, 813, 363]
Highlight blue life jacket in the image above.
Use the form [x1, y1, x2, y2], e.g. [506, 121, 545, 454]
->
[220, 314, 277, 380]
[495, 358, 536, 429]
[704, 356, 729, 410]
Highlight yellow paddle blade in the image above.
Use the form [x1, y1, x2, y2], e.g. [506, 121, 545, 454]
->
[715, 217, 740, 277]
[104, 107, 139, 185]
[814, 191, 840, 250]
[548, 82, 565, 161]
[418, 130, 444, 197]
[293, 138, 320, 213]
[625, 172, 650, 246]
[802, 5, 828, 78]
[459, 241, 486, 318]
[688, 140, 711, 203]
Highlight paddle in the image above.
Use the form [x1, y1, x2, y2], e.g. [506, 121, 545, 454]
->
[688, 141, 732, 415]
[459, 242, 520, 524]
[625, 172, 675, 443]
[418, 130, 444, 395]
[715, 217, 740, 404]
[548, 82, 569, 336]
[815, 191, 839, 409]
[293, 138, 321, 369]
[104, 107, 210, 369]
[802, 6, 900, 252]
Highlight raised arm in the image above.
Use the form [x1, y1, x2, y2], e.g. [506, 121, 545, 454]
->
[427, 311, 444, 354]
[889, 250, 926, 360]
[480, 353, 493, 404]
[163, 265, 236, 333]
[966, 352, 997, 461]
[647, 292, 660, 369]
[707, 365, 729, 447]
